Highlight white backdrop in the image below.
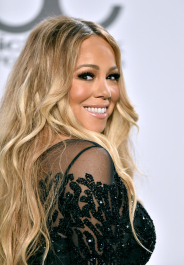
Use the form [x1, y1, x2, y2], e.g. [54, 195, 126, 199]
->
[1, 1, 184, 264]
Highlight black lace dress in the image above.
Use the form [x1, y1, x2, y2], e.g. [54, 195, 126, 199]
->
[29, 139, 156, 265]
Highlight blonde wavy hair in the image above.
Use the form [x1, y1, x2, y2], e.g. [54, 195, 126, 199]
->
[0, 16, 146, 265]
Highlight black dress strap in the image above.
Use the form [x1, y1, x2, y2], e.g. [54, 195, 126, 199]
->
[64, 145, 99, 177]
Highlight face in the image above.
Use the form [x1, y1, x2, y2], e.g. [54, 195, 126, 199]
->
[69, 36, 120, 133]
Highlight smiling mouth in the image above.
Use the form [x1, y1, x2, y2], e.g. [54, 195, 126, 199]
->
[84, 107, 107, 114]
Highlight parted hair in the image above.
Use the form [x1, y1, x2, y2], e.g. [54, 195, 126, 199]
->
[0, 16, 145, 265]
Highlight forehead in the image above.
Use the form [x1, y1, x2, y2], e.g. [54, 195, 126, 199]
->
[76, 36, 116, 65]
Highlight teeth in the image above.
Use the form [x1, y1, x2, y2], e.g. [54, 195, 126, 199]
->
[84, 107, 107, 114]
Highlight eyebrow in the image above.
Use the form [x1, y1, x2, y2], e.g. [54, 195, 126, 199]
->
[75, 64, 118, 71]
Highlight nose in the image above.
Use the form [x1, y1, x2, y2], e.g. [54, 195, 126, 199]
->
[93, 78, 111, 99]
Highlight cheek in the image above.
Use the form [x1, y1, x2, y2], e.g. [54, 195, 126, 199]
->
[108, 86, 120, 116]
[111, 85, 120, 104]
[69, 81, 90, 106]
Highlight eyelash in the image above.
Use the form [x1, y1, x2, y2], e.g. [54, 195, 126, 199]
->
[78, 72, 94, 80]
[78, 72, 120, 81]
[107, 73, 120, 81]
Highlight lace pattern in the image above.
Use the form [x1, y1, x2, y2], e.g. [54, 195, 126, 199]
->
[29, 139, 156, 265]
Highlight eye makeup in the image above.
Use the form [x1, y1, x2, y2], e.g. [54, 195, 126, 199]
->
[78, 71, 94, 80]
[78, 71, 120, 81]
[107, 73, 120, 81]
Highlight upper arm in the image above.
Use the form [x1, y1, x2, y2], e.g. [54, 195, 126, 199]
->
[66, 146, 115, 185]
[52, 146, 126, 263]
[40, 141, 125, 263]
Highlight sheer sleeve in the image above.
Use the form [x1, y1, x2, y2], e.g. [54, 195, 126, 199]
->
[36, 139, 156, 265]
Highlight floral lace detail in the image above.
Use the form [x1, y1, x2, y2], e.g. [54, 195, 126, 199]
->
[48, 173, 156, 265]
[29, 139, 156, 265]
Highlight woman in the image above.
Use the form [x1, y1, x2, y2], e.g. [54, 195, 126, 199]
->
[0, 16, 156, 265]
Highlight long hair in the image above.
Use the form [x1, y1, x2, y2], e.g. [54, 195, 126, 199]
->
[0, 16, 143, 265]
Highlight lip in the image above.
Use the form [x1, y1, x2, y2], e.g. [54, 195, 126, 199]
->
[83, 107, 107, 119]
[83, 104, 109, 108]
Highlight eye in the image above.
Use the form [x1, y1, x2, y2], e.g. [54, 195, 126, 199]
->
[78, 72, 94, 80]
[107, 73, 120, 81]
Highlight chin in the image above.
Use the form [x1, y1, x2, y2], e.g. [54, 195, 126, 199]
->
[86, 126, 105, 133]
[80, 120, 107, 133]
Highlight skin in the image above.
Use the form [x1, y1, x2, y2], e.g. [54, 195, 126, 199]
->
[69, 36, 120, 133]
